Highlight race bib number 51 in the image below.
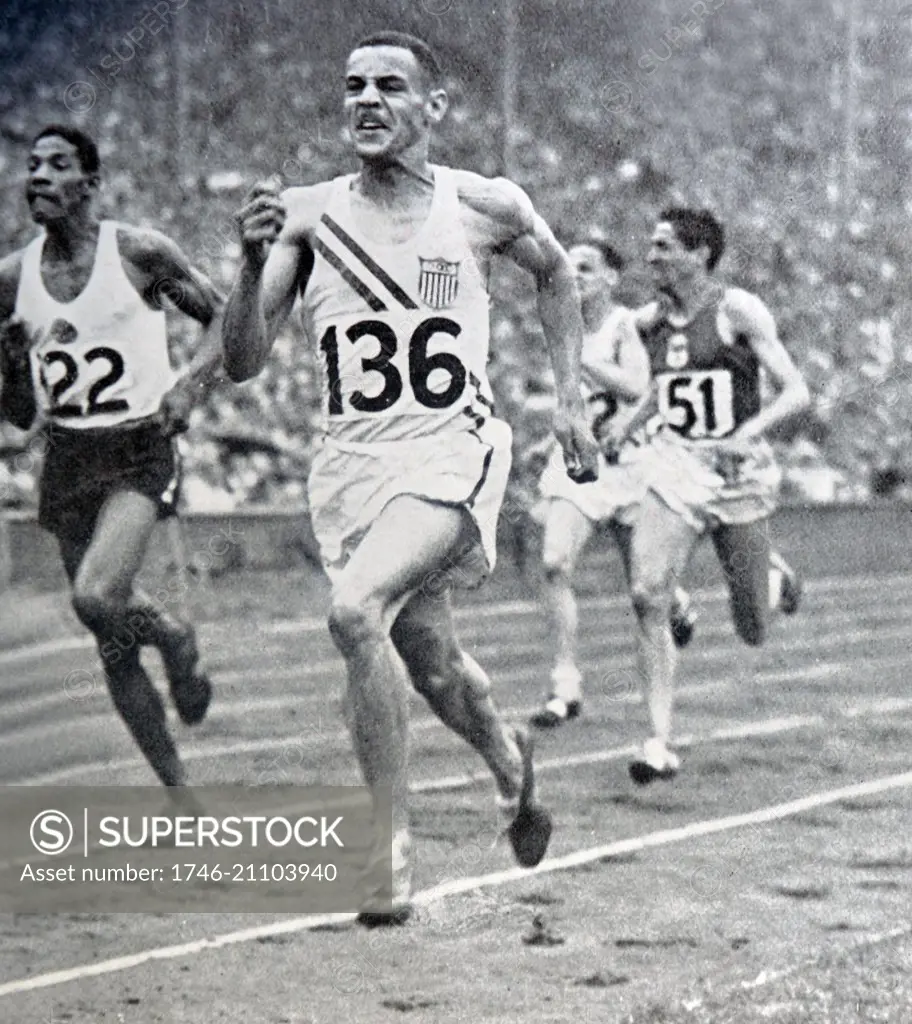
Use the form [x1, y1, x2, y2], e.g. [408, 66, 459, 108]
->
[656, 370, 735, 439]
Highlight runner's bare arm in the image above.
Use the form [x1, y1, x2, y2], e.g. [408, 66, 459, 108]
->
[0, 253, 36, 431]
[606, 303, 662, 446]
[222, 183, 318, 383]
[724, 289, 810, 440]
[481, 180, 584, 406]
[589, 311, 651, 403]
[467, 175, 598, 481]
[122, 227, 228, 433]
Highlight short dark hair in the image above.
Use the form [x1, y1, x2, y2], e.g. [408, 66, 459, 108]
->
[569, 237, 625, 273]
[659, 207, 725, 271]
[32, 125, 100, 175]
[353, 31, 443, 85]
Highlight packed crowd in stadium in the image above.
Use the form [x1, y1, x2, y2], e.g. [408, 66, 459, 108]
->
[0, 0, 909, 514]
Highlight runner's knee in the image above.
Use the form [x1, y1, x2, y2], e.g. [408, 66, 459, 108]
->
[71, 583, 121, 635]
[542, 555, 571, 585]
[629, 578, 673, 621]
[327, 594, 384, 655]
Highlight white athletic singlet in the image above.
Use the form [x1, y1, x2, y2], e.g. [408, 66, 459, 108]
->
[580, 305, 640, 434]
[15, 220, 176, 429]
[300, 166, 495, 444]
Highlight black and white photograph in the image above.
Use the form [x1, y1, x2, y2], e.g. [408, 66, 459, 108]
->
[1, 0, 911, 1020]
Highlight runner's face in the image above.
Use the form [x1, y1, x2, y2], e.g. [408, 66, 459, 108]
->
[569, 245, 616, 304]
[647, 221, 705, 292]
[345, 47, 435, 163]
[26, 136, 93, 225]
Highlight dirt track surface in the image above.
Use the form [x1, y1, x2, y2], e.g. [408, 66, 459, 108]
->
[2, 554, 912, 1022]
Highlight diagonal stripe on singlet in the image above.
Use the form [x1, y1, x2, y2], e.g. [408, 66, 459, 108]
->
[466, 431, 494, 507]
[321, 215, 419, 310]
[313, 237, 387, 312]
[469, 372, 495, 413]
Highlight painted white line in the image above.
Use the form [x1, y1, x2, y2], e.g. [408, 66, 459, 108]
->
[2, 568, 911, 667]
[2, 768, 911, 999]
[15, 648, 912, 787]
[739, 923, 912, 992]
[0, 911, 358, 998]
[412, 714, 820, 795]
[0, 714, 827, 872]
[0, 635, 88, 666]
[416, 694, 912, 796]
[413, 770, 912, 900]
[5, 601, 912, 742]
[260, 569, 912, 634]
[679, 922, 912, 1014]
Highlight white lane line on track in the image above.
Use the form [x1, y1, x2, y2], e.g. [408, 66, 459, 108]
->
[2, 568, 910, 669]
[262, 569, 912, 632]
[14, 648, 912, 787]
[5, 599, 911, 735]
[419, 694, 912, 795]
[412, 714, 820, 795]
[2, 768, 911, 999]
[4, 703, 858, 875]
[678, 922, 912, 1014]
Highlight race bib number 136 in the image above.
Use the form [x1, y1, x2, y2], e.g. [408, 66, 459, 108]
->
[656, 370, 735, 439]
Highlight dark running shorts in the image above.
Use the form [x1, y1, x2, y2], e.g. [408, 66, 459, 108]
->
[38, 418, 180, 541]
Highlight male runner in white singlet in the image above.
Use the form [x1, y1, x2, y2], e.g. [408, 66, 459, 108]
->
[530, 239, 696, 729]
[0, 126, 224, 792]
[223, 32, 599, 925]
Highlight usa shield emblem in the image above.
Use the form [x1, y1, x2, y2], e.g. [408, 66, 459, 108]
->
[418, 257, 460, 309]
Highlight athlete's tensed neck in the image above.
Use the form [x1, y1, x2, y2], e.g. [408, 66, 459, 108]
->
[354, 152, 435, 206]
[657, 272, 713, 324]
[41, 210, 102, 262]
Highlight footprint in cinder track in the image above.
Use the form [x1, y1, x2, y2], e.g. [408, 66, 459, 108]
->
[692, 760, 732, 778]
[837, 799, 893, 813]
[516, 892, 563, 907]
[614, 936, 699, 950]
[740, 754, 780, 769]
[381, 998, 442, 1013]
[848, 854, 912, 870]
[600, 793, 637, 807]
[786, 812, 840, 829]
[599, 851, 639, 866]
[771, 884, 831, 900]
[642, 800, 692, 814]
[573, 971, 630, 987]
[604, 793, 690, 814]
[575, 862, 600, 874]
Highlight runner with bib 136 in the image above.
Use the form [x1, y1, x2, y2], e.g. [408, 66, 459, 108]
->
[222, 32, 598, 926]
